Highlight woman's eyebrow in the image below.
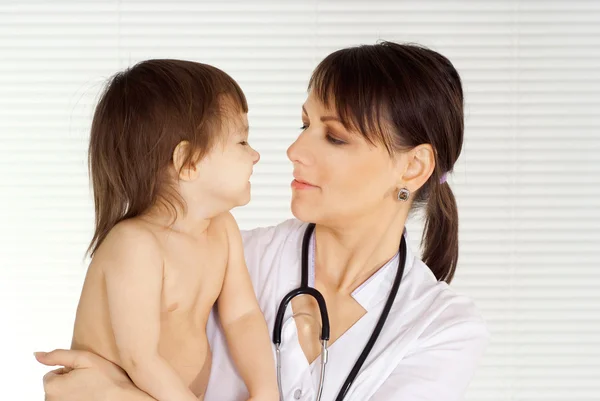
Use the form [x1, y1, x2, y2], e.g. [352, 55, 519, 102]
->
[302, 105, 342, 123]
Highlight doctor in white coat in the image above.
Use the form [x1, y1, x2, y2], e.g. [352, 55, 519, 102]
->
[37, 41, 489, 401]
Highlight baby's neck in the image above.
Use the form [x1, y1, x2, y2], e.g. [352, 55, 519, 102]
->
[140, 204, 217, 240]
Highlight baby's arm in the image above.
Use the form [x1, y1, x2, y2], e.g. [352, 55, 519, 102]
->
[216, 213, 278, 400]
[99, 222, 199, 401]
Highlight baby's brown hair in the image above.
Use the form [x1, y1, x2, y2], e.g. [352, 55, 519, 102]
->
[87, 59, 247, 256]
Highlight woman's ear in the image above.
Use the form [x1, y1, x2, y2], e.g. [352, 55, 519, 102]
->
[172, 140, 199, 181]
[397, 144, 436, 192]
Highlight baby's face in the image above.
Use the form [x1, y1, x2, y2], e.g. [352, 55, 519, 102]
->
[190, 110, 260, 210]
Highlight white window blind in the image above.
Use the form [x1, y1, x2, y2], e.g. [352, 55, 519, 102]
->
[1, 1, 599, 400]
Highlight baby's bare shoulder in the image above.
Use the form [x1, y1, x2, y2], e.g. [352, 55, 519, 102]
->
[210, 211, 236, 229]
[209, 212, 240, 242]
[91, 219, 163, 274]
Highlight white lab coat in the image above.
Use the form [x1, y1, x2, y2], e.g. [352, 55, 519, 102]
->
[205, 219, 489, 400]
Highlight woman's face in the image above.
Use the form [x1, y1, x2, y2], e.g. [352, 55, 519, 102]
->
[287, 92, 407, 227]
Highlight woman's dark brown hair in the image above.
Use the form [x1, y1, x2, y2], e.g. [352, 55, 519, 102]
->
[309, 42, 464, 283]
[87, 59, 247, 257]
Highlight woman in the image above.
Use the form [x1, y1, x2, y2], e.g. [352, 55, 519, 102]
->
[36, 41, 489, 400]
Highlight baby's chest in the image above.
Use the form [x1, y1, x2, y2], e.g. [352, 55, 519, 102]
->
[160, 242, 228, 314]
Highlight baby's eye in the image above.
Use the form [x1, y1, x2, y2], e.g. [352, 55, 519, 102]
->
[239, 141, 248, 145]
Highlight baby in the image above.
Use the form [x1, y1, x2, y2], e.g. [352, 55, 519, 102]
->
[70, 59, 277, 401]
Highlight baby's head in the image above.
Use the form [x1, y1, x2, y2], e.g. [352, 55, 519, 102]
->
[87, 59, 259, 256]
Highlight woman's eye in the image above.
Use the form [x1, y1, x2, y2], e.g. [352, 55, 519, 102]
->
[299, 122, 345, 145]
[239, 141, 248, 145]
[326, 134, 346, 145]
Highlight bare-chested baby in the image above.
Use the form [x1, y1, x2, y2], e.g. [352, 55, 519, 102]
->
[70, 59, 277, 401]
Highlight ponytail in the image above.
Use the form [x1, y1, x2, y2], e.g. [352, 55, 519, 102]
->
[421, 180, 459, 283]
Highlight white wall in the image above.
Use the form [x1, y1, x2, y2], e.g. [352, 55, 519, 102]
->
[1, 1, 599, 400]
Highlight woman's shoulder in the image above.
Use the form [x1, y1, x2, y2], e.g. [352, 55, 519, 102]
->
[404, 256, 490, 343]
[371, 257, 490, 401]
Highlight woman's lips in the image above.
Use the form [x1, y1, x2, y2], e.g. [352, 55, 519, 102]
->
[291, 179, 318, 190]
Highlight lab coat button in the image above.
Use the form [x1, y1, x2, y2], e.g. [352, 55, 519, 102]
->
[294, 389, 302, 399]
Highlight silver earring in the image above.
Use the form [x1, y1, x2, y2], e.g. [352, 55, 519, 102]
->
[397, 187, 410, 202]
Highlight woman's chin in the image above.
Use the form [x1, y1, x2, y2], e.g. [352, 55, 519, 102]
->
[290, 198, 320, 222]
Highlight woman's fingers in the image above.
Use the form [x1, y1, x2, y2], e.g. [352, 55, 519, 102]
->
[42, 366, 76, 400]
[34, 349, 93, 369]
[42, 367, 71, 385]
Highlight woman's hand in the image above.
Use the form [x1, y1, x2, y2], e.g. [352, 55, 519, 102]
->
[35, 349, 135, 401]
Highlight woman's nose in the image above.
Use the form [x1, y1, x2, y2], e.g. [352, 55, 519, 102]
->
[286, 130, 314, 166]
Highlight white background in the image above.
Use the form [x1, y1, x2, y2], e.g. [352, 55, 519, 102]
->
[1, 1, 599, 400]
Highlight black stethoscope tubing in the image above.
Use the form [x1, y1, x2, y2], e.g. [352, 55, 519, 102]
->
[272, 223, 407, 400]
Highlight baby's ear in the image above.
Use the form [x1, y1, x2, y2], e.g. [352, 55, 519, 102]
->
[172, 140, 198, 181]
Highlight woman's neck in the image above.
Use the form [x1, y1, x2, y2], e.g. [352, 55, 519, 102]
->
[314, 205, 409, 294]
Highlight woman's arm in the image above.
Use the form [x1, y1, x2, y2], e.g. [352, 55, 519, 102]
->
[35, 349, 156, 401]
[368, 320, 489, 401]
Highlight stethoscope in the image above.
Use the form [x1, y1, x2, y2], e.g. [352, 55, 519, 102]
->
[272, 223, 407, 401]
